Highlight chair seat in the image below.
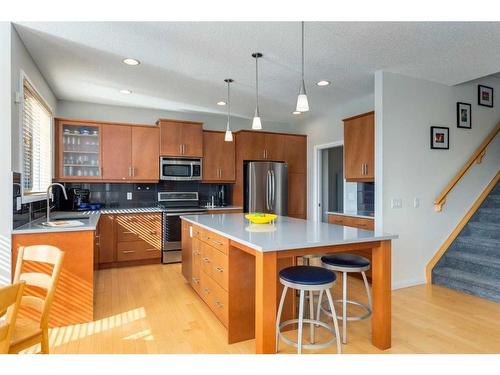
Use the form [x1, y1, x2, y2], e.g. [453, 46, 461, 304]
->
[10, 316, 42, 347]
[321, 254, 371, 269]
[279, 266, 336, 285]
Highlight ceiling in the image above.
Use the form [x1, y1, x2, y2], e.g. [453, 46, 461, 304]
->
[14, 22, 500, 123]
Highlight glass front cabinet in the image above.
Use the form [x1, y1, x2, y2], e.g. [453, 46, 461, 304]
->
[56, 120, 102, 181]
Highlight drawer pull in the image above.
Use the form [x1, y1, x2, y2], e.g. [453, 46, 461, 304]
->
[145, 249, 157, 252]
[215, 267, 224, 273]
[215, 300, 224, 308]
[202, 257, 210, 263]
[122, 250, 135, 254]
[122, 231, 135, 234]
[212, 240, 223, 246]
[149, 231, 157, 235]
[192, 277, 199, 284]
[203, 288, 210, 294]
[193, 250, 201, 255]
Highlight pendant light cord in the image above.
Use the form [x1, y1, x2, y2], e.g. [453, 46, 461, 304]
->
[227, 80, 230, 130]
[255, 56, 259, 110]
[301, 21, 305, 81]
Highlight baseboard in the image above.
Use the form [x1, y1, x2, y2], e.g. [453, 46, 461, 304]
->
[392, 277, 426, 290]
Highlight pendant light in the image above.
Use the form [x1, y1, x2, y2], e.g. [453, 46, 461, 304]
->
[251, 52, 263, 130]
[296, 21, 309, 112]
[224, 79, 233, 142]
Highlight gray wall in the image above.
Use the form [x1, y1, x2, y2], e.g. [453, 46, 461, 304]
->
[0, 23, 12, 285]
[56, 100, 302, 134]
[375, 71, 500, 289]
[328, 146, 344, 212]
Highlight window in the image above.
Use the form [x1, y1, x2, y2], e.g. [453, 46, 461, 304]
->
[22, 79, 53, 195]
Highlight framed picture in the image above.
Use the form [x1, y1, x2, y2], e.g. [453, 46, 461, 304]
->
[456, 102, 471, 129]
[430, 126, 449, 150]
[478, 85, 494, 107]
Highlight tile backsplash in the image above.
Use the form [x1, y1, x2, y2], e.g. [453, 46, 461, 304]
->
[13, 172, 49, 229]
[357, 182, 374, 213]
[54, 181, 233, 210]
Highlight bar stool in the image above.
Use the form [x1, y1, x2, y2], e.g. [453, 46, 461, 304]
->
[276, 266, 341, 354]
[318, 254, 372, 344]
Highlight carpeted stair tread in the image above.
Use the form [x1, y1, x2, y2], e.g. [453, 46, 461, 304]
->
[464, 221, 500, 239]
[452, 236, 500, 253]
[443, 251, 500, 277]
[432, 267, 500, 302]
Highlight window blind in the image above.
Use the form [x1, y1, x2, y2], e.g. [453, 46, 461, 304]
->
[22, 80, 52, 194]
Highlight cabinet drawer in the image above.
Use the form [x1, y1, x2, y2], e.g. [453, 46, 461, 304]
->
[116, 241, 161, 262]
[200, 241, 213, 276]
[328, 214, 374, 230]
[210, 278, 228, 327]
[211, 247, 228, 291]
[199, 271, 214, 306]
[191, 225, 202, 239]
[191, 238, 202, 295]
[200, 229, 229, 254]
[116, 213, 162, 244]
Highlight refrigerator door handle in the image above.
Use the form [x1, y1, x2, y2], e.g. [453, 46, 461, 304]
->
[271, 169, 276, 210]
[266, 170, 272, 211]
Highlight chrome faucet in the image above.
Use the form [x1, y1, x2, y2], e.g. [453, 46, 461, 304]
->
[46, 183, 68, 222]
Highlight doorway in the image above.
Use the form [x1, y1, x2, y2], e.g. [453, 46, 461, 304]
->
[314, 141, 344, 222]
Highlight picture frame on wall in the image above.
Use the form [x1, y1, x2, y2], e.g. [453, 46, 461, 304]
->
[430, 126, 449, 150]
[456, 102, 471, 129]
[478, 85, 494, 107]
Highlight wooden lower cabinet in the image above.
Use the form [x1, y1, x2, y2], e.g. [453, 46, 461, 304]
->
[187, 224, 229, 328]
[328, 214, 374, 280]
[98, 212, 162, 268]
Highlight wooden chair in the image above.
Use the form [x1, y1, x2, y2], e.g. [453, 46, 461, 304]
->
[0, 282, 26, 354]
[9, 245, 64, 354]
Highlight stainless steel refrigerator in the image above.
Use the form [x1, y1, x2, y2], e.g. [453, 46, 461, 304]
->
[244, 161, 288, 215]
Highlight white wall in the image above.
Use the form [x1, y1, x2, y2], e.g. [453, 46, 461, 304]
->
[303, 94, 374, 219]
[11, 26, 57, 173]
[375, 71, 500, 289]
[0, 23, 12, 284]
[56, 100, 300, 134]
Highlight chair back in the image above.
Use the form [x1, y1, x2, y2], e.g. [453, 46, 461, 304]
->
[0, 282, 26, 353]
[13, 245, 65, 328]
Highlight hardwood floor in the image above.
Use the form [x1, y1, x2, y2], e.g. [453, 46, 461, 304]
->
[20, 263, 500, 354]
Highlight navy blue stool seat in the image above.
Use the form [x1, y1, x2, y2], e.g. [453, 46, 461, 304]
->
[321, 254, 370, 269]
[279, 266, 336, 286]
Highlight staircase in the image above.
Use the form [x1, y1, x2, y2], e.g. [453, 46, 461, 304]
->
[432, 181, 500, 302]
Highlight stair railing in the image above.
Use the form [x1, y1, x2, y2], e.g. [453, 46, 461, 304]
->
[434, 123, 500, 212]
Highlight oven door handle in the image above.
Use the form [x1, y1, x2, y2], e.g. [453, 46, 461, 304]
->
[190, 163, 194, 178]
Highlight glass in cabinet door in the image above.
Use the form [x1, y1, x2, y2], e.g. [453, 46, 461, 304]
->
[61, 124, 101, 178]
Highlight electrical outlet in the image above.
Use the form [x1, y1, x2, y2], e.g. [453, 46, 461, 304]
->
[127, 192, 133, 200]
[391, 198, 402, 209]
[414, 198, 420, 208]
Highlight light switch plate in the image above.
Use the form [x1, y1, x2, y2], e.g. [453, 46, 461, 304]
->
[127, 192, 133, 200]
[414, 198, 420, 208]
[391, 198, 402, 209]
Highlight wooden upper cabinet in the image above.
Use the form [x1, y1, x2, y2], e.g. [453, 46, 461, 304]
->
[264, 133, 285, 161]
[202, 131, 235, 182]
[236, 131, 266, 160]
[102, 125, 132, 180]
[284, 135, 307, 174]
[158, 119, 203, 157]
[131, 126, 160, 180]
[344, 111, 374, 182]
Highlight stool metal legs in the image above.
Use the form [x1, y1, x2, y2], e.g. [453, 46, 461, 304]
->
[361, 271, 372, 310]
[342, 271, 347, 344]
[276, 282, 341, 354]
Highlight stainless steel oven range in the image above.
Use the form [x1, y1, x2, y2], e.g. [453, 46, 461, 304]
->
[158, 191, 207, 263]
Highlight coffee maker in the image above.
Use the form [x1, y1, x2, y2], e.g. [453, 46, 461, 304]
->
[216, 185, 228, 207]
[61, 188, 90, 211]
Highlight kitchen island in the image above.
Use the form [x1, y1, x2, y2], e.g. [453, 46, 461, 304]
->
[180, 213, 397, 354]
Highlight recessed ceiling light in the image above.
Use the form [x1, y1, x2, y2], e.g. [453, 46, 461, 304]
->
[120, 89, 132, 94]
[122, 58, 140, 66]
[316, 80, 331, 87]
[292, 111, 302, 115]
[217, 101, 227, 106]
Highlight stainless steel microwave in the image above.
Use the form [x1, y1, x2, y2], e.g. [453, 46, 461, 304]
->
[160, 157, 202, 181]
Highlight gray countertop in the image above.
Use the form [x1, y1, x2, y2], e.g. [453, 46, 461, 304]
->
[181, 213, 396, 252]
[12, 211, 101, 235]
[326, 211, 375, 220]
[205, 206, 243, 211]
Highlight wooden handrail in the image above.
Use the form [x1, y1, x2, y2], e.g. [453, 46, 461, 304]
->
[434, 123, 500, 212]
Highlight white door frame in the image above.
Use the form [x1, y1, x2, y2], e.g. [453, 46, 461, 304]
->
[313, 140, 344, 222]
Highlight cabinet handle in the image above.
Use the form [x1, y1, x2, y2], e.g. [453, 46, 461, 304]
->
[132, 167, 136, 177]
[179, 144, 183, 154]
[122, 250, 135, 254]
[145, 248, 157, 252]
[365, 164, 368, 175]
[183, 144, 186, 155]
[215, 267, 224, 273]
[215, 300, 224, 308]
[203, 288, 210, 294]
[211, 240, 223, 246]
[202, 257, 210, 263]
[192, 277, 199, 284]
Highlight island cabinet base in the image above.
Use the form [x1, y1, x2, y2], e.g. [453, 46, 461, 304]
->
[11, 230, 95, 327]
[183, 223, 296, 345]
